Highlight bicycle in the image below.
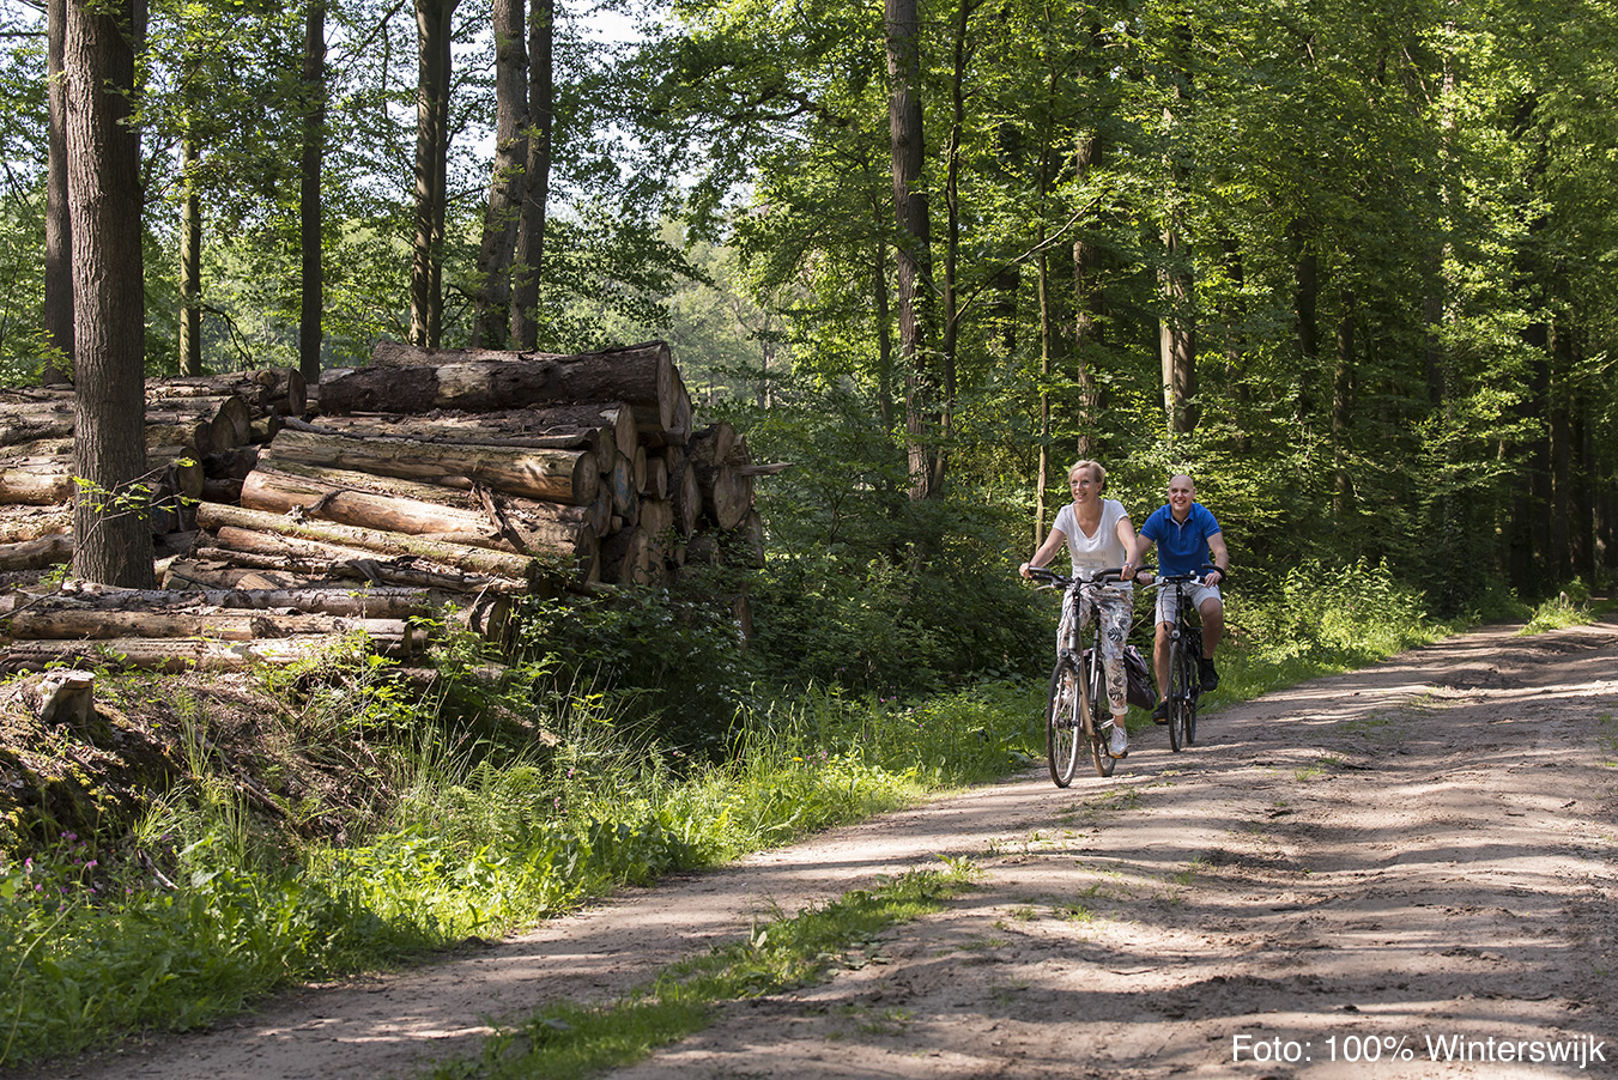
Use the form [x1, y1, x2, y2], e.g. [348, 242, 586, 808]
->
[1025, 566, 1129, 784]
[1138, 566, 1218, 752]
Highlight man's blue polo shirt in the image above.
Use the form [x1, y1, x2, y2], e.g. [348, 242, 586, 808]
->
[1141, 502, 1221, 576]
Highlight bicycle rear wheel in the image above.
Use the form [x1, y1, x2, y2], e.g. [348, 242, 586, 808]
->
[1183, 628, 1202, 747]
[1044, 658, 1083, 787]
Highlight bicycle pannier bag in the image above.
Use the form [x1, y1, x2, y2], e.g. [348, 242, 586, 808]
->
[1123, 645, 1155, 710]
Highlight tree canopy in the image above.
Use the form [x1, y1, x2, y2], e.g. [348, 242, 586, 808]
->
[0, 0, 1612, 606]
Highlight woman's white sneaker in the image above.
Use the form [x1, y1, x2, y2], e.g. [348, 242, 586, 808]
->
[1107, 723, 1129, 758]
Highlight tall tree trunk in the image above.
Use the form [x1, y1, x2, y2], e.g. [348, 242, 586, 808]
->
[884, 0, 937, 499]
[64, 0, 155, 587]
[178, 133, 202, 375]
[1548, 315, 1572, 578]
[1033, 64, 1058, 545]
[472, 0, 527, 348]
[410, 0, 458, 348]
[939, 0, 976, 492]
[1158, 224, 1196, 433]
[44, 0, 72, 382]
[1570, 328, 1594, 579]
[299, 0, 325, 383]
[1156, 21, 1196, 435]
[1332, 294, 1355, 518]
[510, 0, 552, 349]
[1292, 219, 1319, 422]
[872, 224, 893, 432]
[1072, 131, 1101, 457]
[1219, 235, 1250, 452]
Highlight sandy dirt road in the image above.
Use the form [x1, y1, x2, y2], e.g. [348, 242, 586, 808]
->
[37, 618, 1618, 1079]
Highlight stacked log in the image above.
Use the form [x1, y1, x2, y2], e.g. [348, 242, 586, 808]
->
[213, 341, 769, 593]
[0, 579, 510, 675]
[1, 344, 774, 672]
[0, 369, 303, 573]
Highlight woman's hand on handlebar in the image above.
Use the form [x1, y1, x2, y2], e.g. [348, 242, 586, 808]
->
[1018, 561, 1034, 579]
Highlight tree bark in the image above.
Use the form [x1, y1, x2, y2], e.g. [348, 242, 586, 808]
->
[510, 0, 552, 349]
[267, 426, 599, 504]
[179, 132, 202, 375]
[1332, 294, 1355, 517]
[240, 465, 599, 558]
[0, 534, 73, 571]
[473, 0, 527, 347]
[0, 505, 72, 543]
[410, 0, 459, 348]
[300, 0, 326, 384]
[148, 368, 307, 415]
[0, 635, 413, 675]
[323, 342, 681, 437]
[3, 605, 413, 645]
[197, 501, 555, 582]
[42, 580, 429, 616]
[44, 0, 72, 382]
[65, 0, 155, 587]
[884, 0, 938, 498]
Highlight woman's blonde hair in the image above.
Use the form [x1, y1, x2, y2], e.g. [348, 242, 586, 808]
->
[1068, 459, 1106, 490]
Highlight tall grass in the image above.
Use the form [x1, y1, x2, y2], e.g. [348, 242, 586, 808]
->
[0, 557, 1526, 1068]
[0, 673, 1034, 1068]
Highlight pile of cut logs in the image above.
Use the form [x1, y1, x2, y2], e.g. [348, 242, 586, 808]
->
[1, 367, 306, 572]
[0, 341, 774, 676]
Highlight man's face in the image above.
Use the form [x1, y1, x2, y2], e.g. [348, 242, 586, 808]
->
[1168, 475, 1195, 515]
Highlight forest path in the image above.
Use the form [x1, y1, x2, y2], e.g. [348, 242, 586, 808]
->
[41, 618, 1618, 1079]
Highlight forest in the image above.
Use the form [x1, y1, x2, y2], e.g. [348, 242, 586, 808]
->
[1, 0, 1612, 611]
[0, 0, 1615, 1069]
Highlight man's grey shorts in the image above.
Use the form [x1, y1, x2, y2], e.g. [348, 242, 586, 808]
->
[1156, 580, 1221, 625]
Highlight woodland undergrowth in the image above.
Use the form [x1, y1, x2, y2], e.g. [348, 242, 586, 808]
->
[0, 558, 1580, 1068]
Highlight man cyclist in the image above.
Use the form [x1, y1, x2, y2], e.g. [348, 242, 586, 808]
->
[1135, 474, 1229, 722]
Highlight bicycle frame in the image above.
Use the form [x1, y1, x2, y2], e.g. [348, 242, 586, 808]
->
[1142, 567, 1216, 751]
[1027, 566, 1127, 781]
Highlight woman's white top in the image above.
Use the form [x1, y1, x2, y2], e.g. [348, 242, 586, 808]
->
[1052, 498, 1132, 580]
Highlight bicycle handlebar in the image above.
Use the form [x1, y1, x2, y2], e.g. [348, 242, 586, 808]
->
[1136, 564, 1229, 586]
[1024, 566, 1129, 588]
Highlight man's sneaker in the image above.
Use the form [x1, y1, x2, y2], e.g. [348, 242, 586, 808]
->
[1199, 656, 1220, 692]
[1151, 699, 1170, 725]
[1107, 722, 1129, 758]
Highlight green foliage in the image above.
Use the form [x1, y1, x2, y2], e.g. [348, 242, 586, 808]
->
[511, 586, 758, 759]
[0, 646, 1031, 1069]
[723, 379, 1046, 696]
[1228, 559, 1437, 667]
[1517, 578, 1596, 635]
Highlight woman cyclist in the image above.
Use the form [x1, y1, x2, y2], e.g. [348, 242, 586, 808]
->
[1019, 460, 1144, 758]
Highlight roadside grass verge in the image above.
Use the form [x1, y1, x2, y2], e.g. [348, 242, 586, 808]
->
[0, 672, 1029, 1069]
[1185, 559, 1456, 715]
[1516, 579, 1616, 635]
[425, 864, 975, 1080]
[0, 559, 1570, 1068]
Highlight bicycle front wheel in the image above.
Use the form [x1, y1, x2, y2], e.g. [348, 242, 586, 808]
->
[1168, 638, 1196, 752]
[1045, 658, 1083, 787]
[1084, 646, 1115, 778]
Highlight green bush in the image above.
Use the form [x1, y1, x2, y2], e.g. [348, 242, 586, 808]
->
[510, 587, 759, 759]
[1229, 558, 1435, 664]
